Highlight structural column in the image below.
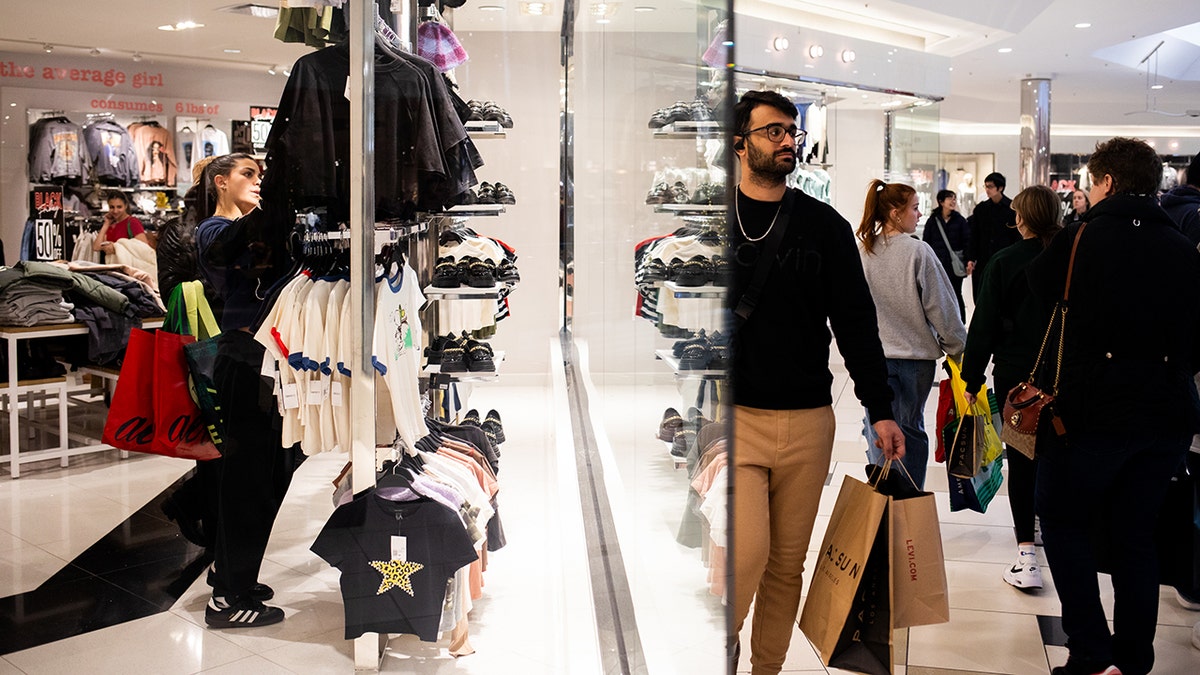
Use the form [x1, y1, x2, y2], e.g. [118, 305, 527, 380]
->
[1019, 78, 1051, 190]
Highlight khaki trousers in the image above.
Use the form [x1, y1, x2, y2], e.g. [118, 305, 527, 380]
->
[733, 405, 836, 675]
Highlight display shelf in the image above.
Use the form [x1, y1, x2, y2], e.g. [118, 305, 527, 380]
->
[662, 281, 725, 299]
[653, 203, 725, 216]
[425, 204, 507, 218]
[654, 349, 726, 379]
[423, 284, 503, 300]
[465, 120, 508, 138]
[651, 120, 723, 138]
[425, 350, 506, 383]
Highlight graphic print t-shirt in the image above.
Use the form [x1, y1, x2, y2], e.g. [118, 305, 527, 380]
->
[310, 493, 477, 640]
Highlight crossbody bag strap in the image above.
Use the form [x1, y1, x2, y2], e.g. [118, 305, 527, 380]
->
[932, 215, 962, 265]
[734, 187, 797, 322]
[1025, 221, 1089, 390]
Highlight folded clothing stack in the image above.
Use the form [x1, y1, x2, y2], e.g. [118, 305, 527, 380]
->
[0, 261, 77, 326]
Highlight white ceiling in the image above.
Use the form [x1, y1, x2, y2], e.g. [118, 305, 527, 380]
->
[2, 1, 1199, 129]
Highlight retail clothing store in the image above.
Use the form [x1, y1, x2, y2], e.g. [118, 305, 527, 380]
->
[1, 1, 1199, 674]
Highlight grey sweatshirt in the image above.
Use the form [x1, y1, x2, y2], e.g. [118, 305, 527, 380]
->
[859, 233, 967, 360]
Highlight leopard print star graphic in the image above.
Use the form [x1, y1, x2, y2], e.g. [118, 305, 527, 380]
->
[369, 559, 424, 596]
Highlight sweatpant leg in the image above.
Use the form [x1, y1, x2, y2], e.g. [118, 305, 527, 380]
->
[734, 405, 835, 675]
[211, 332, 294, 598]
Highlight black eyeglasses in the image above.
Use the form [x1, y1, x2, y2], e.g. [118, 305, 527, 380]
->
[740, 123, 806, 144]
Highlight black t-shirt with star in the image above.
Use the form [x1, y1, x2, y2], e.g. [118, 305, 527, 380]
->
[311, 492, 478, 640]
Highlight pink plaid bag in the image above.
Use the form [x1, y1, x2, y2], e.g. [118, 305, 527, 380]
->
[417, 21, 469, 72]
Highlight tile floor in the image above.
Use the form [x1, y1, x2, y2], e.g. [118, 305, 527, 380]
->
[2, 360, 1200, 674]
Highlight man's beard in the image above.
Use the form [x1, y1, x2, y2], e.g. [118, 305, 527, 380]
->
[746, 141, 795, 183]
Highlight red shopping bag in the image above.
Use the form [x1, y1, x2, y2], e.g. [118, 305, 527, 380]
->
[934, 378, 955, 463]
[151, 329, 220, 460]
[101, 327, 157, 453]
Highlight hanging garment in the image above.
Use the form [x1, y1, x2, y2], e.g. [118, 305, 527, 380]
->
[83, 119, 140, 187]
[28, 117, 91, 184]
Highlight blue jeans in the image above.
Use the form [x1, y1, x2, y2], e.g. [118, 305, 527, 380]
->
[1036, 429, 1189, 675]
[864, 358, 936, 489]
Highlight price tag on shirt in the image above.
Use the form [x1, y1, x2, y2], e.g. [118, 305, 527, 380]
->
[331, 380, 344, 407]
[282, 383, 300, 409]
[306, 386, 323, 406]
[260, 353, 275, 379]
[391, 535, 407, 562]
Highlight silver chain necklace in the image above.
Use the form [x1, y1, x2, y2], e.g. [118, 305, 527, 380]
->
[735, 186, 784, 242]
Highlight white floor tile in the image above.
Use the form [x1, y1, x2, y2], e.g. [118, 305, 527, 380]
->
[939, 522, 1021, 565]
[907, 608, 1049, 674]
[943, 560, 1062, 616]
[0, 657, 23, 675]
[199, 654, 298, 675]
[0, 541, 72, 596]
[3, 612, 252, 675]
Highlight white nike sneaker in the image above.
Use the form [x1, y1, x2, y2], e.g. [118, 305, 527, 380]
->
[1003, 560, 1044, 589]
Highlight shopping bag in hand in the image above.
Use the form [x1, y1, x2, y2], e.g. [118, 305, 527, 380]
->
[178, 282, 225, 450]
[934, 378, 956, 464]
[101, 327, 157, 453]
[887, 471, 950, 628]
[149, 284, 220, 460]
[828, 517, 893, 675]
[947, 414, 980, 479]
[799, 475, 892, 673]
[947, 453, 1004, 513]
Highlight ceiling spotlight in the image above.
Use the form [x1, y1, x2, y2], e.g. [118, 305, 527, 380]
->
[158, 20, 205, 31]
[42, 44, 53, 53]
[633, 5, 655, 11]
[520, 1, 549, 15]
[282, 66, 292, 76]
[1151, 83, 1164, 89]
[808, 44, 824, 58]
[772, 37, 789, 51]
[478, 4, 504, 10]
[998, 47, 1013, 53]
[840, 49, 856, 63]
[90, 48, 101, 57]
[268, 65, 277, 75]
[1074, 22, 1091, 29]
[132, 52, 143, 62]
[224, 48, 242, 54]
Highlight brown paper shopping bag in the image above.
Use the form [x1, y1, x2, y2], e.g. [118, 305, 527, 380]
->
[890, 491, 950, 628]
[798, 475, 890, 668]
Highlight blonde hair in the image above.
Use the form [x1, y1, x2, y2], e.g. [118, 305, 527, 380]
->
[857, 179, 916, 254]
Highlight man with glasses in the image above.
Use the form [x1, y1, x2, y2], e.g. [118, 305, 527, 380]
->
[965, 171, 1019, 302]
[729, 89, 904, 674]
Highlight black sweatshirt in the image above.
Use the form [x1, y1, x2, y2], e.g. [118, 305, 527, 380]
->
[731, 188, 893, 421]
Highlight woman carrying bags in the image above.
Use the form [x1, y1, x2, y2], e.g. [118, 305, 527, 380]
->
[922, 189, 970, 319]
[960, 184, 1062, 591]
[194, 153, 299, 629]
[858, 179, 967, 488]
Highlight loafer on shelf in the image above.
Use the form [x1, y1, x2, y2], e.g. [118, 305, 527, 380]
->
[671, 426, 696, 457]
[483, 409, 506, 445]
[431, 257, 461, 288]
[496, 260, 521, 284]
[465, 259, 497, 288]
[648, 108, 671, 129]
[439, 334, 468, 373]
[424, 334, 454, 365]
[493, 182, 516, 205]
[657, 407, 683, 442]
[672, 330, 708, 358]
[462, 409, 481, 427]
[465, 338, 496, 372]
[476, 182, 498, 204]
[678, 341, 713, 370]
[674, 256, 714, 287]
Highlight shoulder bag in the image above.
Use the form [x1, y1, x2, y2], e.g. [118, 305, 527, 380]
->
[932, 215, 967, 277]
[1000, 222, 1088, 459]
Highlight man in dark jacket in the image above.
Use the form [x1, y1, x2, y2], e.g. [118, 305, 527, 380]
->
[1160, 153, 1200, 246]
[965, 172, 1019, 302]
[729, 90, 903, 674]
[1028, 138, 1200, 675]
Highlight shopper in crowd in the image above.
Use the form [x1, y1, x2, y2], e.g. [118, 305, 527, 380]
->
[961, 184, 1062, 592]
[965, 171, 1020, 301]
[921, 188, 970, 319]
[1027, 137, 1200, 675]
[92, 191, 148, 257]
[1064, 188, 1090, 227]
[728, 90, 903, 674]
[858, 180, 966, 489]
[1160, 152, 1200, 625]
[1160, 153, 1200, 246]
[194, 153, 299, 629]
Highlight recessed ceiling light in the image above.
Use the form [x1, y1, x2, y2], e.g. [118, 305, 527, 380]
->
[479, 4, 504, 10]
[90, 48, 101, 57]
[1151, 83, 1164, 90]
[1074, 23, 1091, 29]
[590, 2, 618, 18]
[132, 52, 143, 62]
[267, 65, 277, 75]
[42, 44, 52, 53]
[998, 47, 1013, 53]
[158, 21, 205, 31]
[520, 1, 550, 15]
[633, 5, 655, 11]
[773, 37, 789, 51]
[808, 44, 823, 58]
[224, 49, 242, 54]
[840, 49, 856, 63]
[1170, 141, 1180, 149]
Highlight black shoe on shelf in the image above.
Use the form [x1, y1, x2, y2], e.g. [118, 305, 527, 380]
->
[465, 259, 497, 288]
[493, 183, 517, 205]
[462, 409, 481, 427]
[658, 407, 683, 442]
[483, 409, 506, 444]
[205, 594, 284, 629]
[496, 259, 521, 284]
[424, 334, 454, 365]
[678, 341, 712, 370]
[431, 257, 461, 288]
[671, 426, 696, 457]
[440, 334, 468, 373]
[465, 336, 496, 372]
